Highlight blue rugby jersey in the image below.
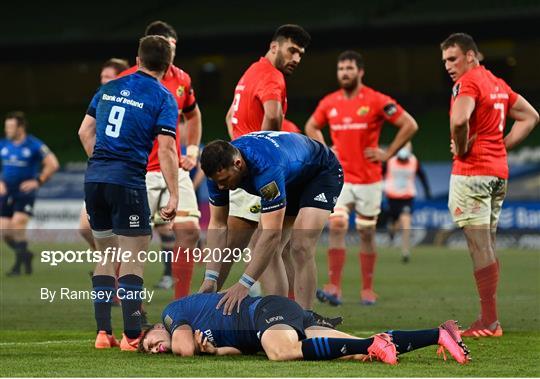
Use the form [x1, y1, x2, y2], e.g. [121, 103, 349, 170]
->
[162, 293, 262, 353]
[207, 131, 335, 212]
[0, 135, 49, 188]
[84, 71, 178, 189]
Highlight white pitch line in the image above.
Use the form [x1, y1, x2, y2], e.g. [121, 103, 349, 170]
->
[0, 339, 92, 346]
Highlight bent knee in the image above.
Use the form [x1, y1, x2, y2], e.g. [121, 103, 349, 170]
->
[329, 216, 348, 230]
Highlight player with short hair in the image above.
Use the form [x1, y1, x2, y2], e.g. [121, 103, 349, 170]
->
[1, 111, 59, 276]
[383, 142, 431, 263]
[78, 35, 179, 351]
[80, 57, 130, 252]
[137, 292, 470, 366]
[199, 131, 343, 315]
[441, 33, 538, 337]
[212, 25, 311, 298]
[306, 50, 418, 306]
[120, 21, 203, 298]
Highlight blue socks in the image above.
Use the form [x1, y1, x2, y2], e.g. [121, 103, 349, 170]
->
[92, 275, 115, 335]
[386, 329, 439, 354]
[118, 274, 144, 339]
[301, 337, 374, 360]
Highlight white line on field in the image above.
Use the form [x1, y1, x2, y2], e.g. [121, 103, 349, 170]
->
[0, 339, 92, 346]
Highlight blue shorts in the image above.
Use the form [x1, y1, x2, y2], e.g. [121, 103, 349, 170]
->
[0, 187, 36, 217]
[85, 182, 151, 236]
[285, 155, 344, 216]
[253, 295, 317, 341]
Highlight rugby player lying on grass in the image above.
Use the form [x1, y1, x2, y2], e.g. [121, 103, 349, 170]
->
[137, 293, 469, 364]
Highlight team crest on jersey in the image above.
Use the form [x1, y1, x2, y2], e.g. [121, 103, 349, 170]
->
[176, 85, 185, 97]
[259, 181, 280, 201]
[452, 83, 461, 98]
[357, 106, 370, 116]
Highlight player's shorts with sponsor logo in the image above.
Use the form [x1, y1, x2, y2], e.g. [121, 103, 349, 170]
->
[0, 186, 36, 217]
[146, 168, 201, 225]
[85, 182, 151, 236]
[331, 181, 383, 221]
[229, 188, 261, 222]
[448, 175, 507, 228]
[284, 158, 344, 216]
[387, 197, 414, 222]
[251, 295, 317, 342]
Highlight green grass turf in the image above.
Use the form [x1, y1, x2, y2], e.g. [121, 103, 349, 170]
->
[1, 242, 539, 377]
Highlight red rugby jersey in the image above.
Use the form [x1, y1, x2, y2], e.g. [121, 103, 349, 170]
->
[450, 65, 518, 179]
[230, 57, 287, 140]
[119, 65, 197, 172]
[312, 85, 404, 184]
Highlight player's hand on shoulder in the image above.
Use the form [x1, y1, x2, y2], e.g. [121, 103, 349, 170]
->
[216, 282, 249, 315]
[198, 279, 217, 294]
[194, 329, 217, 355]
[19, 179, 40, 192]
[364, 147, 388, 163]
[180, 155, 197, 171]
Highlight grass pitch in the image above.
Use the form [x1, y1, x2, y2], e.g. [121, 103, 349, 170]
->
[1, 242, 539, 377]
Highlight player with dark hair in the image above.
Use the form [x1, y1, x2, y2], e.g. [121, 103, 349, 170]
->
[441, 33, 538, 337]
[78, 35, 179, 351]
[120, 20, 203, 298]
[210, 24, 311, 300]
[137, 292, 470, 366]
[199, 131, 343, 316]
[306, 50, 418, 306]
[1, 111, 59, 276]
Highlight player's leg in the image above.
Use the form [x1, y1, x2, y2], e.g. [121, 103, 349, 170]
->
[290, 207, 331, 310]
[153, 223, 175, 289]
[281, 240, 295, 299]
[10, 211, 33, 274]
[355, 182, 383, 305]
[449, 175, 504, 337]
[318, 184, 353, 306]
[398, 199, 413, 263]
[78, 205, 96, 250]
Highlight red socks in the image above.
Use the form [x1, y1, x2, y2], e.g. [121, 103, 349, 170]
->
[327, 248, 346, 289]
[359, 252, 376, 290]
[474, 261, 499, 326]
[172, 247, 194, 299]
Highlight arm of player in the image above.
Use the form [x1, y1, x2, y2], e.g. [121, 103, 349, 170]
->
[450, 96, 476, 157]
[19, 150, 60, 193]
[217, 207, 285, 315]
[199, 204, 229, 293]
[304, 116, 327, 145]
[504, 95, 539, 150]
[365, 111, 418, 162]
[225, 104, 234, 139]
[181, 106, 202, 171]
[78, 115, 97, 157]
[171, 324, 196, 357]
[261, 100, 283, 131]
[194, 330, 242, 356]
[157, 134, 179, 222]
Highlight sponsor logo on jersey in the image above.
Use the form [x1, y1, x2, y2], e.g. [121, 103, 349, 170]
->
[357, 106, 370, 116]
[129, 214, 140, 228]
[259, 181, 280, 201]
[383, 103, 398, 117]
[265, 315, 284, 324]
[314, 193, 328, 203]
[452, 83, 461, 98]
[176, 85, 185, 97]
[249, 204, 261, 214]
[22, 148, 31, 158]
[329, 108, 338, 118]
[120, 89, 130, 97]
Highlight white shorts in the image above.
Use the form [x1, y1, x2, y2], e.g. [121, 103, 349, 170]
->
[146, 169, 201, 224]
[331, 181, 383, 221]
[229, 188, 261, 223]
[448, 175, 507, 228]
